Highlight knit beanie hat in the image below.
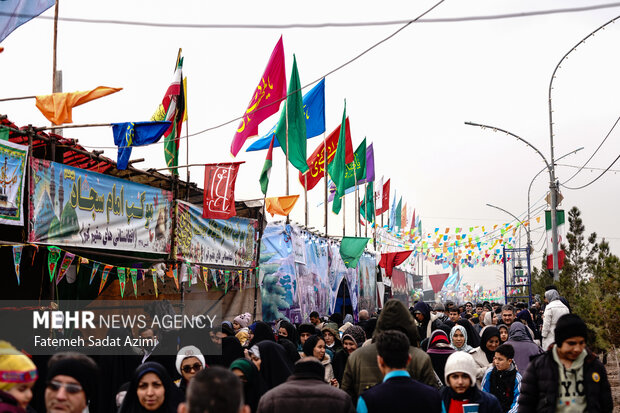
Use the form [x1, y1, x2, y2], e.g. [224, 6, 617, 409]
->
[302, 335, 322, 357]
[47, 357, 98, 404]
[175, 345, 206, 375]
[0, 341, 37, 391]
[554, 314, 588, 347]
[234, 313, 252, 329]
[342, 325, 366, 347]
[444, 351, 477, 387]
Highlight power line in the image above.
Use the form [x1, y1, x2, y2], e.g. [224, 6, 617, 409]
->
[561, 114, 620, 185]
[3, 2, 620, 29]
[561, 152, 620, 190]
[557, 163, 620, 173]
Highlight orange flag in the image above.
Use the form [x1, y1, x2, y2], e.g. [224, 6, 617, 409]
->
[35, 86, 122, 125]
[265, 195, 300, 217]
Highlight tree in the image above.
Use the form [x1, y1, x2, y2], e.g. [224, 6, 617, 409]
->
[531, 206, 620, 348]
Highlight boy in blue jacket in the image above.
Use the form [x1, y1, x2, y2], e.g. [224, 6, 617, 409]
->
[482, 344, 521, 413]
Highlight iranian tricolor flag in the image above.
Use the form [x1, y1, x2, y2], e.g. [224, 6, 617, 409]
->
[259, 136, 275, 196]
[545, 209, 566, 269]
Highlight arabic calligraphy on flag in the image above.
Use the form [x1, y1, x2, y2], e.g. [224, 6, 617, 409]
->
[202, 162, 243, 220]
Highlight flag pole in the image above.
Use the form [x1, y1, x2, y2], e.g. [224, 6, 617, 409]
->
[354, 168, 358, 237]
[285, 100, 290, 223]
[52, 0, 60, 93]
[184, 80, 190, 202]
[342, 195, 346, 237]
[364, 182, 368, 238]
[304, 175, 308, 227]
[323, 131, 328, 237]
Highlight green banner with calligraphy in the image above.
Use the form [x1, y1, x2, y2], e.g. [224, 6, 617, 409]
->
[175, 200, 258, 267]
[28, 158, 173, 253]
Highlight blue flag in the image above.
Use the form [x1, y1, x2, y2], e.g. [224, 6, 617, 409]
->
[113, 121, 171, 170]
[389, 191, 397, 230]
[246, 78, 326, 152]
[1, 0, 55, 43]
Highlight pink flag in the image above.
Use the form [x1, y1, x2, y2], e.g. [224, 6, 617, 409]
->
[230, 36, 287, 156]
[203, 162, 244, 219]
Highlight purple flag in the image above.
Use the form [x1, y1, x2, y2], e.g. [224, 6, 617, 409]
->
[364, 143, 375, 183]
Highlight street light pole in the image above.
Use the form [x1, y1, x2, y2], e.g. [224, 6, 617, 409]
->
[527, 147, 583, 251]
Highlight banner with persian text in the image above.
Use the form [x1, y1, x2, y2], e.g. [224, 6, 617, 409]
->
[175, 200, 258, 267]
[0, 139, 28, 225]
[28, 158, 173, 253]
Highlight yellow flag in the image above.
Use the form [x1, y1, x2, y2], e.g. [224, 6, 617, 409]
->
[35, 86, 122, 125]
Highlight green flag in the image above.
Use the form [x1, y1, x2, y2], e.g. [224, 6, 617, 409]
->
[395, 197, 402, 230]
[360, 181, 374, 222]
[328, 101, 347, 214]
[340, 237, 370, 269]
[0, 128, 9, 141]
[343, 138, 366, 190]
[274, 55, 308, 174]
[259, 136, 275, 196]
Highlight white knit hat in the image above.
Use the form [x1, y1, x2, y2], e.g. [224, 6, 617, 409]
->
[234, 312, 252, 329]
[444, 351, 477, 387]
[175, 345, 206, 375]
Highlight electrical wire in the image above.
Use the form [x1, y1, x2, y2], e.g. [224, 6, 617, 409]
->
[560, 152, 620, 190]
[3, 2, 620, 29]
[557, 163, 620, 173]
[561, 114, 620, 185]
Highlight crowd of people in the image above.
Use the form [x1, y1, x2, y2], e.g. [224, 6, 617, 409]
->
[0, 286, 613, 413]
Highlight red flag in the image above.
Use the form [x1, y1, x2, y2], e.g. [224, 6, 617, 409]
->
[379, 250, 413, 276]
[429, 273, 450, 293]
[411, 209, 416, 231]
[546, 250, 565, 270]
[230, 37, 287, 156]
[298, 118, 354, 190]
[203, 162, 244, 219]
[377, 179, 390, 214]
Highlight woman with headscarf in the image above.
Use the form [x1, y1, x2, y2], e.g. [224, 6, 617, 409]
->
[332, 325, 366, 384]
[221, 336, 245, 368]
[248, 321, 275, 348]
[497, 324, 509, 345]
[504, 322, 543, 373]
[254, 340, 293, 391]
[449, 325, 473, 352]
[302, 335, 337, 386]
[229, 358, 262, 413]
[119, 362, 182, 413]
[541, 288, 569, 350]
[426, 329, 455, 386]
[320, 323, 343, 357]
[468, 326, 500, 387]
[456, 319, 480, 348]
[276, 320, 300, 364]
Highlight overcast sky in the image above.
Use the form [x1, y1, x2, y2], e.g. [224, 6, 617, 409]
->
[2, 0, 620, 291]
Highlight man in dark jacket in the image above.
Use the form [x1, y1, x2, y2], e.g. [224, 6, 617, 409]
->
[341, 299, 437, 402]
[357, 330, 441, 413]
[518, 314, 613, 413]
[256, 358, 355, 413]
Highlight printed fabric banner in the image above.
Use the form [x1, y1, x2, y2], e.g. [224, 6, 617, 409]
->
[0, 139, 28, 225]
[175, 200, 258, 267]
[28, 158, 173, 253]
[357, 253, 377, 313]
[296, 233, 330, 319]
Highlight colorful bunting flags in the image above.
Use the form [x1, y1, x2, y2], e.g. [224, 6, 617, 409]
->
[56, 252, 75, 285]
[12, 245, 22, 285]
[47, 246, 61, 282]
[152, 269, 158, 298]
[99, 265, 113, 295]
[117, 267, 126, 298]
[130, 268, 138, 297]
